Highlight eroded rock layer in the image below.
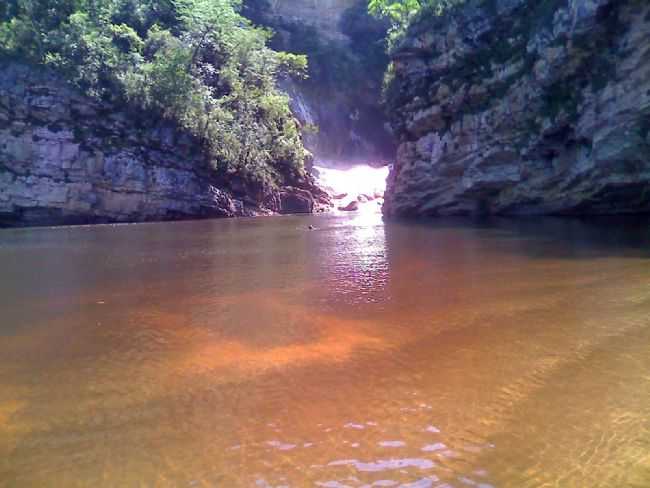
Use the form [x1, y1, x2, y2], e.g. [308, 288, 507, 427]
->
[384, 0, 650, 216]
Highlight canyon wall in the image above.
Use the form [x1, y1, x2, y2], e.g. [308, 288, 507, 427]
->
[0, 63, 322, 227]
[383, 0, 650, 216]
[264, 0, 359, 43]
[245, 0, 395, 164]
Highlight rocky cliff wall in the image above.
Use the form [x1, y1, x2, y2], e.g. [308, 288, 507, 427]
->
[384, 0, 650, 216]
[264, 0, 359, 43]
[0, 63, 324, 227]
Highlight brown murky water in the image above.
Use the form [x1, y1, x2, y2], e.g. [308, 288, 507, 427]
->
[1, 213, 650, 487]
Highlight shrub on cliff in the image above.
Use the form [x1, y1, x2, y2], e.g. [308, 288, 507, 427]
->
[369, 0, 464, 48]
[0, 0, 309, 191]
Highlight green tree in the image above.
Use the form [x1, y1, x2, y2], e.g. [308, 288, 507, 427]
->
[174, 0, 238, 70]
[368, 0, 463, 38]
[368, 0, 422, 26]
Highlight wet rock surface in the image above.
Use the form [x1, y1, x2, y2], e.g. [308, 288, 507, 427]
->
[383, 0, 650, 217]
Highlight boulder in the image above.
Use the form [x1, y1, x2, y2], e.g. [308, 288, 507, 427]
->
[338, 200, 359, 212]
[278, 187, 314, 214]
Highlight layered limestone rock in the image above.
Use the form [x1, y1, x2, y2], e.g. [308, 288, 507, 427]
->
[384, 0, 650, 216]
[0, 63, 325, 227]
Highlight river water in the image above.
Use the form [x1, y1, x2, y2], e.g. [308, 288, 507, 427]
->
[1, 213, 650, 487]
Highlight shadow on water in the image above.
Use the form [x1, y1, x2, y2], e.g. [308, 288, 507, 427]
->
[384, 215, 650, 260]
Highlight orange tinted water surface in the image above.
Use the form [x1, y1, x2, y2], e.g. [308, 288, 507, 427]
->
[1, 214, 650, 487]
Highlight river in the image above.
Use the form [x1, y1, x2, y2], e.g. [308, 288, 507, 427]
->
[1, 213, 650, 487]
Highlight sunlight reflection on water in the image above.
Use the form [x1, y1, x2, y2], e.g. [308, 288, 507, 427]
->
[315, 211, 390, 306]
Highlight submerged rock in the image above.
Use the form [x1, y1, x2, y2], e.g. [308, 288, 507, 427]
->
[383, 0, 650, 217]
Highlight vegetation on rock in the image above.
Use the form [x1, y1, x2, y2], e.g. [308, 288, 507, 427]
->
[368, 0, 464, 48]
[0, 0, 310, 190]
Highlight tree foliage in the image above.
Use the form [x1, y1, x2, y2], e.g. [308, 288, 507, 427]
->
[368, 0, 463, 47]
[0, 0, 310, 191]
[368, 0, 422, 26]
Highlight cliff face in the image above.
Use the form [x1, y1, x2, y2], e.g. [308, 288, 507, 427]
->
[384, 0, 650, 216]
[0, 63, 325, 227]
[245, 0, 395, 164]
[264, 0, 359, 43]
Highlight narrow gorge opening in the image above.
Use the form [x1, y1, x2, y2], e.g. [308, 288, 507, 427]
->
[314, 162, 390, 214]
[245, 0, 396, 214]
